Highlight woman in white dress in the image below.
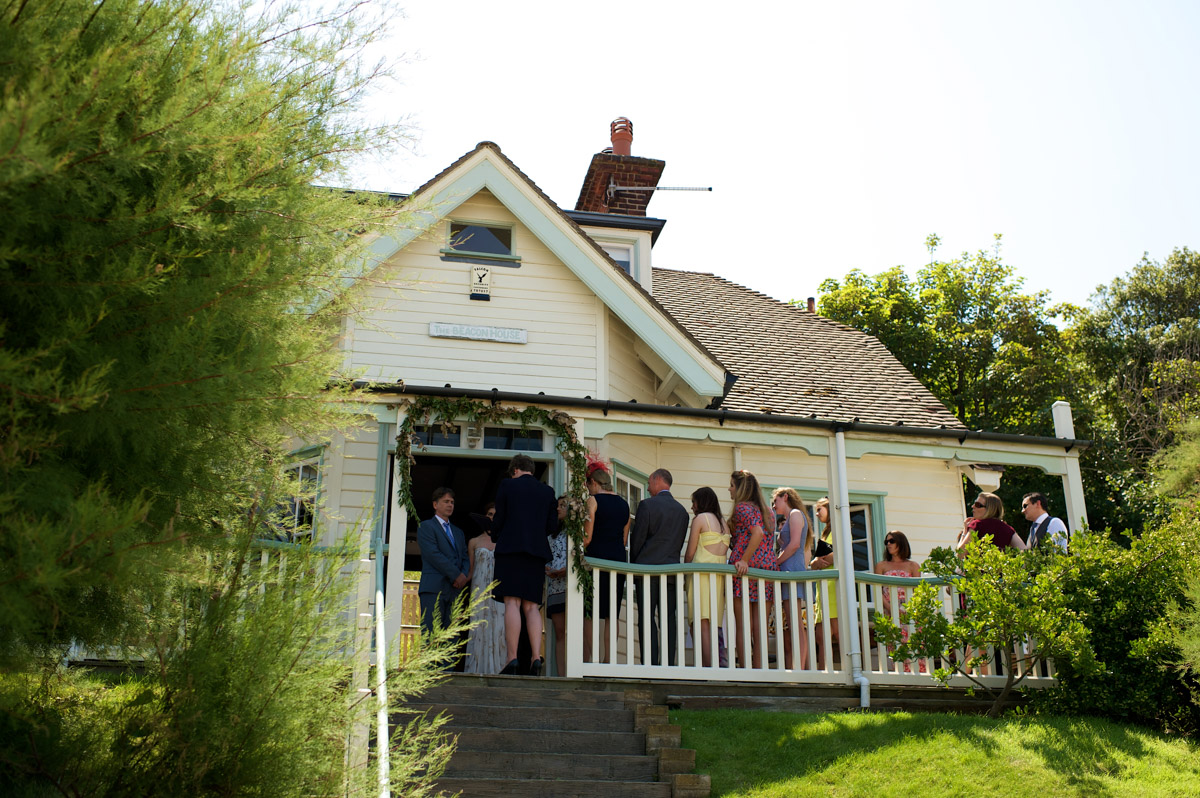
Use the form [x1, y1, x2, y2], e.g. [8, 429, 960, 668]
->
[465, 507, 507, 674]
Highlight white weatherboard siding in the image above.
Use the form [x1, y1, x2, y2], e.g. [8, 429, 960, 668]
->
[333, 423, 382, 547]
[607, 312, 658, 403]
[348, 190, 600, 396]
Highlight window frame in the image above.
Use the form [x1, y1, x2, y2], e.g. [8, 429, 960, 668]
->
[276, 446, 323, 541]
[440, 219, 522, 266]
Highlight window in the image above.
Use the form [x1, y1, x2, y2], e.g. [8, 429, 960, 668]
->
[449, 223, 511, 256]
[411, 424, 462, 448]
[600, 243, 633, 276]
[615, 471, 645, 510]
[273, 460, 319, 541]
[482, 427, 543, 451]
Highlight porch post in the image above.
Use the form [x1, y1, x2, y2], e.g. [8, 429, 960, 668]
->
[1051, 401, 1089, 533]
[565, 415, 585, 677]
[384, 406, 408, 652]
[832, 429, 869, 705]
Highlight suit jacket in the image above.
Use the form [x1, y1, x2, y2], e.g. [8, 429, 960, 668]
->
[492, 474, 556, 561]
[417, 515, 470, 596]
[629, 490, 689, 565]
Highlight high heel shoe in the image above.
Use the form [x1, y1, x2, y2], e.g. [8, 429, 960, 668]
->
[528, 658, 543, 677]
[499, 658, 519, 675]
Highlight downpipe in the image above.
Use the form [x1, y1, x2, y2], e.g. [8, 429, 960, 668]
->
[835, 429, 871, 709]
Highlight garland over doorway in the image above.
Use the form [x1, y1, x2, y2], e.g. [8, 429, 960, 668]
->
[395, 394, 591, 590]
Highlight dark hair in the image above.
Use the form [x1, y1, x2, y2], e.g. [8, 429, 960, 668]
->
[431, 486, 454, 503]
[884, 530, 911, 561]
[508, 453, 535, 475]
[552, 494, 568, 536]
[650, 468, 673, 487]
[1022, 492, 1048, 511]
[484, 501, 495, 513]
[690, 486, 725, 531]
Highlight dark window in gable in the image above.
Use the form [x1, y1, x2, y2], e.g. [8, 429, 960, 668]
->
[450, 223, 512, 256]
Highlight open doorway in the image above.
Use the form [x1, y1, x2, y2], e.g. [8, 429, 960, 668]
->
[390, 454, 552, 572]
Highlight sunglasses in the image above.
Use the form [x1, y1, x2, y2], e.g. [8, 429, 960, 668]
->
[972, 501, 986, 509]
[885, 538, 898, 545]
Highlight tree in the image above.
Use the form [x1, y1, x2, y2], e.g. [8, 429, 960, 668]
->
[1065, 248, 1200, 532]
[0, 0, 451, 793]
[816, 236, 1082, 517]
[875, 543, 1096, 718]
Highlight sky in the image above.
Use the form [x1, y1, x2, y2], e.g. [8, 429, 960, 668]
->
[347, 0, 1200, 311]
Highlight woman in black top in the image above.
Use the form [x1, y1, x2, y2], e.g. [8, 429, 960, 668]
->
[582, 461, 630, 664]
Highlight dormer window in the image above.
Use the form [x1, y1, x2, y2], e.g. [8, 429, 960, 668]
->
[601, 243, 634, 277]
[441, 221, 521, 265]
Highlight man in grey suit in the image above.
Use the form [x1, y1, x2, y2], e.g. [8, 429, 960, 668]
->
[629, 468, 689, 666]
[417, 487, 470, 646]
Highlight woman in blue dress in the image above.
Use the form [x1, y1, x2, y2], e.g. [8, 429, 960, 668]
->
[772, 487, 812, 670]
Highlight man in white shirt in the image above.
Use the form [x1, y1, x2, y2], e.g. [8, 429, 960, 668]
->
[1021, 492, 1069, 553]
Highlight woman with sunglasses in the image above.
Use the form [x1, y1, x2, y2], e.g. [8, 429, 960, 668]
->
[956, 492, 1028, 555]
[874, 530, 924, 673]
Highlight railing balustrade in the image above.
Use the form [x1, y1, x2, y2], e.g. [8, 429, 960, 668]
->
[568, 558, 1057, 690]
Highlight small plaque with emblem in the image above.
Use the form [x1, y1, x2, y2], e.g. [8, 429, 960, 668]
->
[469, 265, 491, 300]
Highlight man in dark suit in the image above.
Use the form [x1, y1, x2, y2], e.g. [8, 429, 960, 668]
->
[492, 453, 558, 675]
[417, 487, 470, 651]
[629, 468, 689, 666]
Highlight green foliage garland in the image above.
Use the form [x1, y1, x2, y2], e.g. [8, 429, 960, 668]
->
[395, 395, 592, 594]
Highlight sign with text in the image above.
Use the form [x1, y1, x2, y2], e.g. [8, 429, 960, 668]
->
[428, 322, 527, 345]
[469, 265, 491, 300]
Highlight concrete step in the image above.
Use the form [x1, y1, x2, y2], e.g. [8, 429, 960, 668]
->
[445, 750, 659, 781]
[408, 702, 634, 732]
[420, 682, 628, 709]
[446, 725, 647, 755]
[436, 778, 672, 797]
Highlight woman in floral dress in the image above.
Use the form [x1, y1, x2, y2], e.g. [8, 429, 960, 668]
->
[727, 469, 778, 669]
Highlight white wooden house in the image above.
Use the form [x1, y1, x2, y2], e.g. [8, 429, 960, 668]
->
[308, 120, 1088, 693]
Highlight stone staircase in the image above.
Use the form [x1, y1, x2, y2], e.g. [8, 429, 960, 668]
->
[406, 674, 709, 797]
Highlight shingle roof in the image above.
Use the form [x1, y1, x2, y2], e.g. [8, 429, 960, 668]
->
[651, 268, 966, 429]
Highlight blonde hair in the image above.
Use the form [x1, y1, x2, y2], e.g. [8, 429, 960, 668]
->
[731, 470, 774, 532]
[975, 492, 1004, 521]
[815, 497, 832, 541]
[772, 487, 812, 557]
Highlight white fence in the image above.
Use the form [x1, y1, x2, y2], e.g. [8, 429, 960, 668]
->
[567, 557, 1057, 691]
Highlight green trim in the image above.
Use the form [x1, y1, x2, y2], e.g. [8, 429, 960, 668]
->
[289, 443, 324, 460]
[438, 248, 522, 263]
[855, 572, 947, 587]
[363, 152, 726, 397]
[611, 458, 650, 486]
[373, 423, 393, 547]
[586, 418, 830, 455]
[584, 556, 840, 582]
[843, 437, 1070, 474]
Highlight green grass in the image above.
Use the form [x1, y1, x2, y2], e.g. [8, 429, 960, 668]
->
[674, 709, 1200, 797]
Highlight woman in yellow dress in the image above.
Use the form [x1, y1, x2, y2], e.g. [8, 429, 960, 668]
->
[684, 486, 730, 667]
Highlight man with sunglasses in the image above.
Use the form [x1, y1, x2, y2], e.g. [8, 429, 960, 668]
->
[1021, 493, 1068, 553]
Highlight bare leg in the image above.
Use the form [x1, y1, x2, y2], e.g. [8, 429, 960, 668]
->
[732, 600, 747, 668]
[582, 617, 593, 663]
[523, 600, 543, 661]
[782, 604, 793, 670]
[503, 597, 523, 663]
[600, 619, 611, 663]
[551, 612, 566, 676]
[698, 619, 712, 667]
[749, 605, 762, 669]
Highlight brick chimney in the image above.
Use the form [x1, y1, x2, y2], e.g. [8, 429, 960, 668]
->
[574, 117, 666, 217]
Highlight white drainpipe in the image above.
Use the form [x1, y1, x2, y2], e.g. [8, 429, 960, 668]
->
[834, 429, 870, 708]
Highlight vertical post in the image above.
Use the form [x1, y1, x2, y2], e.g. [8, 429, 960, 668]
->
[384, 411, 408, 653]
[1051, 401, 1089, 533]
[833, 429, 869, 706]
[566, 555, 585, 675]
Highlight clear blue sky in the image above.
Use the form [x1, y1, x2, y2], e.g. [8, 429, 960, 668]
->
[350, 0, 1200, 311]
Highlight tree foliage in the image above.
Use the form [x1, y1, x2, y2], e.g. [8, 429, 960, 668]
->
[0, 0, 447, 793]
[876, 543, 1096, 718]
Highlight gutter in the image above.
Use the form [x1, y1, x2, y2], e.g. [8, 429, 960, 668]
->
[352, 382, 1091, 452]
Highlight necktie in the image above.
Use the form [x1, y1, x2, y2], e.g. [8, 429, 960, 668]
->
[442, 520, 456, 551]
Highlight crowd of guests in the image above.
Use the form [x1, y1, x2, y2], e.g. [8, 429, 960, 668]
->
[418, 453, 1070, 676]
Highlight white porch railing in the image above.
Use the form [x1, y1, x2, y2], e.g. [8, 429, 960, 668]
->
[567, 557, 1057, 691]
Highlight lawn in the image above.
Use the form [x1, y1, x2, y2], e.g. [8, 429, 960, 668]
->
[674, 709, 1200, 798]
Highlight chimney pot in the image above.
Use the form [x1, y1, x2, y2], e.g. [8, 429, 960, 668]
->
[610, 117, 633, 156]
[806, 297, 816, 313]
